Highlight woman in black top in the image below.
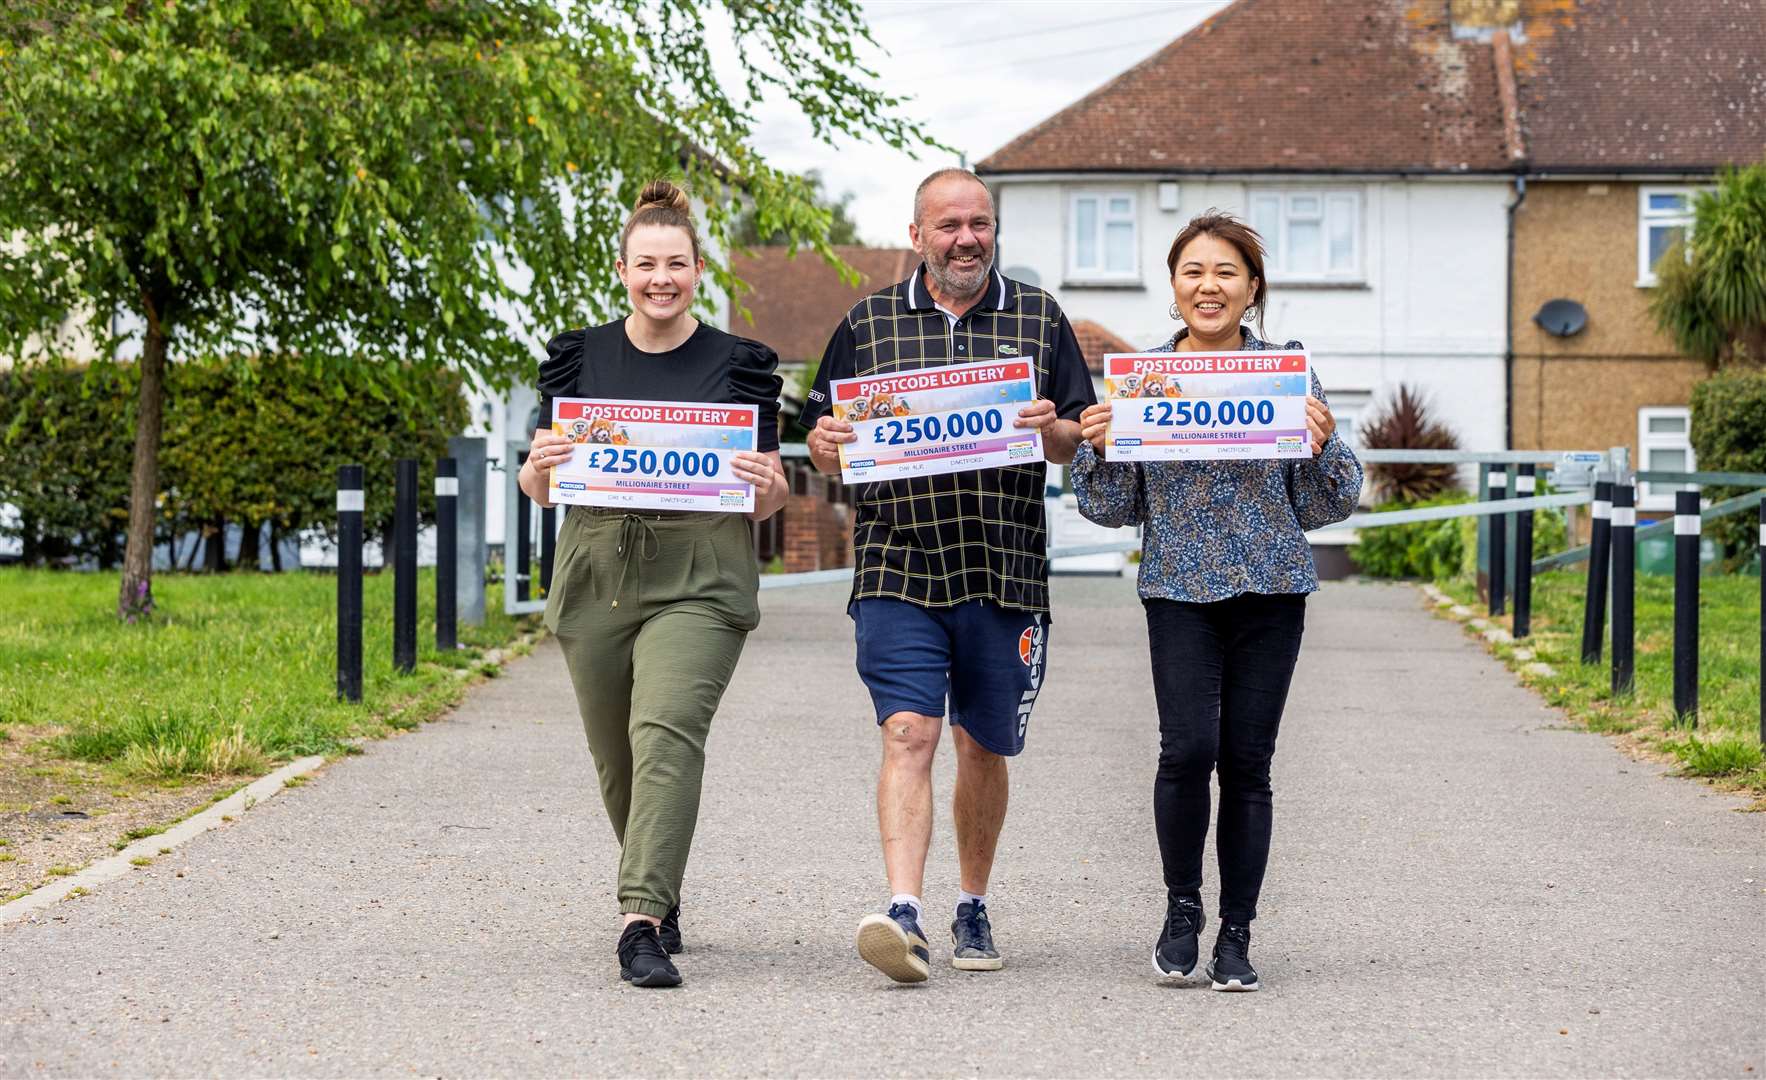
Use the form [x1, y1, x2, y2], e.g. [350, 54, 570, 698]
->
[518, 180, 785, 988]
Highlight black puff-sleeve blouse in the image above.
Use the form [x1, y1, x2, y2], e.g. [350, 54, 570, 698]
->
[537, 320, 783, 453]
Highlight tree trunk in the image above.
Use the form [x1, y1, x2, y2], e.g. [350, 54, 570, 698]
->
[238, 520, 261, 571]
[269, 525, 284, 573]
[118, 318, 168, 620]
[203, 519, 227, 573]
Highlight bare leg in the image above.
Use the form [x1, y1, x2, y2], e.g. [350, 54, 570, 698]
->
[951, 726, 1009, 896]
[877, 710, 942, 897]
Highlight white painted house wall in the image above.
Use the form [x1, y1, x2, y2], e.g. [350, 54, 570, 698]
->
[990, 175, 1511, 455]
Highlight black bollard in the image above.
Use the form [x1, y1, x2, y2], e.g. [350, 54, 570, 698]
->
[1514, 464, 1536, 639]
[1611, 482, 1636, 699]
[540, 505, 556, 596]
[515, 450, 533, 603]
[436, 457, 458, 652]
[394, 458, 417, 674]
[336, 464, 364, 703]
[1581, 478, 1613, 664]
[1672, 489, 1700, 725]
[1758, 499, 1764, 747]
[1488, 466, 1508, 616]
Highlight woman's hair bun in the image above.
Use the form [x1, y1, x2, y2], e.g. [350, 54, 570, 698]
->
[635, 179, 690, 213]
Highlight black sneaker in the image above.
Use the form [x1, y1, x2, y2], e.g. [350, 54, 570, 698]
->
[856, 902, 930, 983]
[950, 901, 1003, 971]
[657, 904, 683, 955]
[1206, 921, 1259, 992]
[1153, 895, 1205, 979]
[617, 921, 682, 988]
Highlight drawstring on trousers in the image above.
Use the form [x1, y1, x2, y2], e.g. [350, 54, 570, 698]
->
[611, 513, 660, 609]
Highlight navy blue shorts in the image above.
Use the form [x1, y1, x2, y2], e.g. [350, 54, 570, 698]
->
[850, 598, 1050, 757]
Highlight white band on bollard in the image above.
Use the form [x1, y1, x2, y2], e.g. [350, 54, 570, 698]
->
[1489, 472, 1507, 489]
[1516, 475, 1537, 494]
[1674, 514, 1700, 536]
[1592, 501, 1612, 520]
[1760, 523, 1766, 547]
[1612, 507, 1635, 527]
[336, 489, 364, 513]
[435, 477, 458, 497]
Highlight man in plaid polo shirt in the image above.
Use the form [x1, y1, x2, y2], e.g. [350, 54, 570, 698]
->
[802, 168, 1095, 983]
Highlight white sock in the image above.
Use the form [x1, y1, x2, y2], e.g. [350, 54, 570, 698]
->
[889, 893, 924, 923]
[957, 889, 987, 915]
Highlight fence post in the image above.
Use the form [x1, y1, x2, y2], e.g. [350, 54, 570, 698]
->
[1673, 489, 1700, 725]
[394, 458, 417, 675]
[540, 505, 557, 598]
[1514, 464, 1536, 638]
[436, 457, 457, 652]
[1611, 481, 1636, 699]
[1581, 476, 1613, 664]
[336, 464, 364, 703]
[515, 449, 533, 603]
[1488, 466, 1507, 617]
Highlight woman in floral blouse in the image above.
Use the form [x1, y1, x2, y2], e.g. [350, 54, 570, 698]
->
[1071, 211, 1362, 992]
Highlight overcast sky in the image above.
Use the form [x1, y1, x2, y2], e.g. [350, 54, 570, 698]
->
[723, 0, 1233, 246]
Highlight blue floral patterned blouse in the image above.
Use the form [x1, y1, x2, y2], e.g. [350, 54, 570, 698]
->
[1071, 328, 1364, 604]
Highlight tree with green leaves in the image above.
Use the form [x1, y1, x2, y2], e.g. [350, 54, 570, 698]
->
[0, 0, 930, 619]
[1650, 163, 1766, 369]
[733, 169, 864, 246]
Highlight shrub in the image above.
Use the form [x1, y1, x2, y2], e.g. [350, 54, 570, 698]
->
[1689, 369, 1766, 563]
[1352, 489, 1567, 580]
[1649, 163, 1766, 368]
[1358, 384, 1461, 503]
[0, 355, 469, 567]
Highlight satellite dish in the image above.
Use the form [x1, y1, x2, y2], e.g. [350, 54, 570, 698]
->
[1003, 265, 1041, 288]
[1533, 298, 1587, 337]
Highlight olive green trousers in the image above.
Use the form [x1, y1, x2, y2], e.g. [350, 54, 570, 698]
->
[544, 507, 760, 919]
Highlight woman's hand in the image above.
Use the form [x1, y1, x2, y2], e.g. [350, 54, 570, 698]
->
[525, 430, 573, 475]
[1078, 402, 1112, 455]
[1305, 395, 1336, 455]
[730, 450, 778, 495]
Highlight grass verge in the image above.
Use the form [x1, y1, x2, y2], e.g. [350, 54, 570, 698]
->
[1434, 569, 1764, 801]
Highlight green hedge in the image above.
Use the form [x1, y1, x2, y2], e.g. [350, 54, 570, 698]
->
[1350, 489, 1568, 580]
[0, 355, 469, 567]
[1690, 369, 1766, 563]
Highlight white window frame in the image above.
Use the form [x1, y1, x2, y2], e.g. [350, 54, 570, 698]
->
[1636, 186, 1701, 287]
[1248, 189, 1364, 283]
[1066, 191, 1139, 282]
[1637, 405, 1696, 511]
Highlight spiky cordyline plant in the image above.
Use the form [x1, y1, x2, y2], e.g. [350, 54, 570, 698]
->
[1358, 384, 1461, 503]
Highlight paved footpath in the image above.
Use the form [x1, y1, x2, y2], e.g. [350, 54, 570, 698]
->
[2, 578, 1761, 1077]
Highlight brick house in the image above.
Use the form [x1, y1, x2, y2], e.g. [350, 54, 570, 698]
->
[1504, 1, 1764, 511]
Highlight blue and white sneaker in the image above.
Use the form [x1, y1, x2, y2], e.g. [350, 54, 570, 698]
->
[951, 901, 1003, 971]
[856, 903, 930, 983]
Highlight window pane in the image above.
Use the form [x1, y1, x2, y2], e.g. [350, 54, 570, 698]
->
[1648, 447, 1687, 472]
[1250, 196, 1280, 266]
[1107, 196, 1132, 216]
[1105, 221, 1134, 273]
[1648, 224, 1685, 272]
[1289, 194, 1320, 217]
[1647, 192, 1688, 213]
[1327, 199, 1355, 271]
[1647, 414, 1688, 433]
[1075, 199, 1097, 270]
[1289, 219, 1323, 273]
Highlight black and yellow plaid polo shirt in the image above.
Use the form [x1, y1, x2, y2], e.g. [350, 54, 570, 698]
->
[801, 265, 1096, 613]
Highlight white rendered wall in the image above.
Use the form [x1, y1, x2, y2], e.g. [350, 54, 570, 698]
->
[993, 176, 1511, 453]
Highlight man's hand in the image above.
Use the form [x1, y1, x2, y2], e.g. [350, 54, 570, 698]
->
[1014, 397, 1058, 431]
[806, 414, 856, 476]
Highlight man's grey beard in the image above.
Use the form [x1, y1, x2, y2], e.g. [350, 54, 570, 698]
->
[926, 250, 991, 300]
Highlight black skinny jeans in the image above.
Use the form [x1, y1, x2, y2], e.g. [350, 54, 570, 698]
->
[1145, 591, 1306, 924]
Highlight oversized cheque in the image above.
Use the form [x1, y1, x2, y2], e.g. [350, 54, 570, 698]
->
[548, 397, 757, 513]
[833, 359, 1042, 483]
[1104, 349, 1311, 462]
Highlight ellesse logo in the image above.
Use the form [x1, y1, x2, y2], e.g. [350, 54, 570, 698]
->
[1018, 626, 1036, 665]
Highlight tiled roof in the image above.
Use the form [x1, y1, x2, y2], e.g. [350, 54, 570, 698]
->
[728, 246, 915, 364]
[1511, 0, 1765, 171]
[1071, 320, 1137, 375]
[978, 0, 1513, 175]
